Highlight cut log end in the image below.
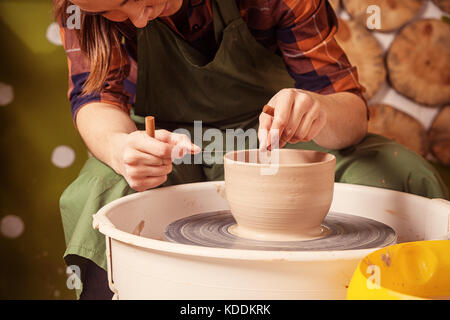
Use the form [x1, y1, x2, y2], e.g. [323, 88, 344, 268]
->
[368, 104, 428, 157]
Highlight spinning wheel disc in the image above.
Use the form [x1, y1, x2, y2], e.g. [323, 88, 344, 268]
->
[164, 211, 397, 251]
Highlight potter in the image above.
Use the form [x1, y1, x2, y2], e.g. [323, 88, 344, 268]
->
[55, 0, 448, 299]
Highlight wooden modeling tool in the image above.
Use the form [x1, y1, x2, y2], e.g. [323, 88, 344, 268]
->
[145, 116, 155, 138]
[263, 105, 275, 117]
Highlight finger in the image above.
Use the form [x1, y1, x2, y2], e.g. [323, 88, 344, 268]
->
[125, 163, 173, 179]
[153, 129, 173, 143]
[280, 97, 306, 146]
[128, 175, 168, 192]
[289, 112, 308, 144]
[172, 132, 202, 155]
[156, 130, 201, 155]
[131, 131, 173, 159]
[258, 112, 273, 150]
[300, 119, 319, 142]
[294, 106, 320, 141]
[303, 110, 327, 141]
[269, 91, 295, 147]
[123, 148, 172, 166]
[279, 137, 290, 149]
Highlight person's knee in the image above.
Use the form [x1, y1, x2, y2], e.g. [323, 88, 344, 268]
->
[339, 143, 448, 199]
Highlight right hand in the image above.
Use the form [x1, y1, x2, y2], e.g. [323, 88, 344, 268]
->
[114, 129, 201, 192]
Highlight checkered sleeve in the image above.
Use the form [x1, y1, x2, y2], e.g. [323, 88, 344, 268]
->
[275, 0, 367, 106]
[58, 24, 133, 124]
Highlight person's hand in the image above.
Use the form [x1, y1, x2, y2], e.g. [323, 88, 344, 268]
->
[258, 89, 327, 150]
[114, 129, 201, 192]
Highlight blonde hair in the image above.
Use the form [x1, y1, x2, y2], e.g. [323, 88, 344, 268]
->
[54, 0, 127, 95]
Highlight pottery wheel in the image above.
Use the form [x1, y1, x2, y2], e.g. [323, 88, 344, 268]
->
[164, 211, 397, 251]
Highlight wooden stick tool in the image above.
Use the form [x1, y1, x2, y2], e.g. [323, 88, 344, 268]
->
[145, 116, 155, 138]
[262, 105, 275, 117]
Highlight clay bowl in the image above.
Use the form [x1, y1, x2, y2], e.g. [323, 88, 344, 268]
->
[224, 149, 336, 241]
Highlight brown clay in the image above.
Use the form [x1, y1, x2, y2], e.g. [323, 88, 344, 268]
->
[224, 149, 336, 241]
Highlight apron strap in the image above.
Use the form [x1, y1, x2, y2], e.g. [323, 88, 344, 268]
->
[212, 0, 241, 45]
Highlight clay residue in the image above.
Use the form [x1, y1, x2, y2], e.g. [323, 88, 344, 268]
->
[215, 184, 226, 199]
[385, 209, 406, 220]
[381, 251, 392, 267]
[183, 198, 197, 209]
[448, 215, 450, 234]
[132, 220, 145, 236]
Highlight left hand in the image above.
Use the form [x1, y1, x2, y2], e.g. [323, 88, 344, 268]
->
[258, 88, 327, 150]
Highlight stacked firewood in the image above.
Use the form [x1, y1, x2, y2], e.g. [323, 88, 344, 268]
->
[331, 0, 450, 166]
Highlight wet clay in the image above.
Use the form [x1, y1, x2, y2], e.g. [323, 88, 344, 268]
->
[224, 149, 336, 241]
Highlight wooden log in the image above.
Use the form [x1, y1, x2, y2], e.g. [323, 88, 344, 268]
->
[342, 0, 423, 32]
[335, 18, 386, 100]
[386, 19, 450, 106]
[428, 105, 450, 166]
[368, 103, 428, 157]
[432, 0, 450, 14]
[329, 0, 341, 12]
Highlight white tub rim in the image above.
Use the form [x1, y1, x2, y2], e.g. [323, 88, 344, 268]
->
[93, 181, 449, 263]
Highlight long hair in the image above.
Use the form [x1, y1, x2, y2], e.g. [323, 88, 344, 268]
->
[54, 0, 127, 95]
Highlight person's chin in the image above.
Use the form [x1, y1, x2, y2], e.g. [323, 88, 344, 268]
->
[160, 0, 183, 17]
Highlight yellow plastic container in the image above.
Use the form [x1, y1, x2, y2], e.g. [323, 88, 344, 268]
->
[347, 240, 450, 300]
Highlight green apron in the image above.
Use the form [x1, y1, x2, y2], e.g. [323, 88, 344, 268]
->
[60, 0, 449, 296]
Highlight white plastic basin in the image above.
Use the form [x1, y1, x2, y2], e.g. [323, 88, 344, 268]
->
[93, 182, 450, 300]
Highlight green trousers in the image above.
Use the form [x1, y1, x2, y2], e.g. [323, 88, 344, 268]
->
[60, 133, 448, 274]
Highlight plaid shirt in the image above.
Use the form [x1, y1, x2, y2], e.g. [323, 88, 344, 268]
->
[59, 0, 365, 121]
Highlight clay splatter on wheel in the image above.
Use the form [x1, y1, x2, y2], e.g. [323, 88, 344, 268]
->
[368, 103, 428, 157]
[428, 105, 450, 166]
[342, 0, 423, 32]
[387, 19, 450, 106]
[335, 19, 386, 100]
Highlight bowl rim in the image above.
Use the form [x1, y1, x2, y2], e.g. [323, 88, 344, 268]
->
[223, 148, 336, 168]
